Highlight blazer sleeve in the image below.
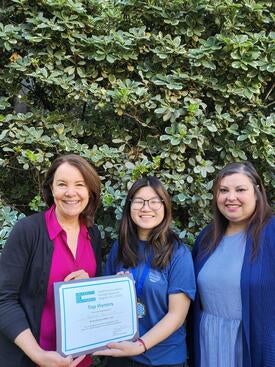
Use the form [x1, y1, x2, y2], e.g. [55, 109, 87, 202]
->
[0, 218, 36, 341]
[261, 216, 275, 365]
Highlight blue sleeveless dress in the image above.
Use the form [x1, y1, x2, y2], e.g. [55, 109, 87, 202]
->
[197, 231, 246, 367]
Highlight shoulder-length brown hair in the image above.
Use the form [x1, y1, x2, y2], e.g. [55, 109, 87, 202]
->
[201, 161, 272, 257]
[42, 154, 101, 227]
[117, 176, 179, 269]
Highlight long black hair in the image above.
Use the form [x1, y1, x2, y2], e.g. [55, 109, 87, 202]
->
[117, 176, 179, 269]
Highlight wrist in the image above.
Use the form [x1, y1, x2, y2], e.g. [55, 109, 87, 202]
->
[30, 347, 46, 365]
[135, 337, 147, 353]
[14, 329, 46, 365]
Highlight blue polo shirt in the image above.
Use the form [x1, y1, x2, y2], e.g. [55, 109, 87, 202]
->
[105, 240, 196, 365]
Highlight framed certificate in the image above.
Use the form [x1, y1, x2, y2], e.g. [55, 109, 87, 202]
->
[54, 274, 138, 357]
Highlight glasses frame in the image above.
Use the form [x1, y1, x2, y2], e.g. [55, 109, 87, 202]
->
[130, 198, 164, 211]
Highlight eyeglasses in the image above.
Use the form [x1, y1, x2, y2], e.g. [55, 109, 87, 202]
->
[130, 198, 164, 210]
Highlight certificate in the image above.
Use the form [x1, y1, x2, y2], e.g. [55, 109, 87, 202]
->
[54, 274, 138, 357]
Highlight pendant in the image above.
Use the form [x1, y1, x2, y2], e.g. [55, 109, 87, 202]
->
[137, 300, 146, 318]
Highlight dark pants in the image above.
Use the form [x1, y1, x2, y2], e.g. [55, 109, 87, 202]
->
[106, 357, 185, 367]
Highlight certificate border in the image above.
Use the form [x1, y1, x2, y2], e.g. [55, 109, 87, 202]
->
[54, 274, 138, 357]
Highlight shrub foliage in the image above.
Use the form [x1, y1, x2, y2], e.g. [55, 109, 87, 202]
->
[0, 0, 274, 250]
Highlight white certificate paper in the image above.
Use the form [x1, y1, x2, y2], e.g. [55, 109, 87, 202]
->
[54, 274, 138, 357]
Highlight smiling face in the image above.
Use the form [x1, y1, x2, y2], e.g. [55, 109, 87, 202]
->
[51, 162, 89, 224]
[130, 186, 165, 240]
[216, 172, 257, 233]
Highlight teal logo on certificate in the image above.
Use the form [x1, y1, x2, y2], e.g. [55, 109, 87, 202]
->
[76, 291, 96, 303]
[137, 300, 146, 318]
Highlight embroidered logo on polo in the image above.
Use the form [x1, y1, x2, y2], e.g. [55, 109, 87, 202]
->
[149, 270, 161, 282]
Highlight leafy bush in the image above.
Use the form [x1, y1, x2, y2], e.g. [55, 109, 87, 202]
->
[0, 0, 274, 252]
[0, 202, 25, 249]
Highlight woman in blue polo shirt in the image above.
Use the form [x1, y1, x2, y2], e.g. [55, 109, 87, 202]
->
[94, 176, 196, 367]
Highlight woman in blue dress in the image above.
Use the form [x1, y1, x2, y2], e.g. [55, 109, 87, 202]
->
[94, 176, 196, 367]
[189, 161, 274, 367]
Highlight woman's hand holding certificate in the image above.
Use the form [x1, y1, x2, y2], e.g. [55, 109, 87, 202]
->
[93, 339, 146, 357]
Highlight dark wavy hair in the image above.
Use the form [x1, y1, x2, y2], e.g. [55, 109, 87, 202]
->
[42, 154, 101, 227]
[117, 176, 179, 269]
[201, 161, 272, 257]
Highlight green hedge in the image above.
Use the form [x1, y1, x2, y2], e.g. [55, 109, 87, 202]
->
[0, 0, 274, 251]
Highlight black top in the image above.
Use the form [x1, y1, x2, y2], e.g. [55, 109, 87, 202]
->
[0, 211, 102, 367]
